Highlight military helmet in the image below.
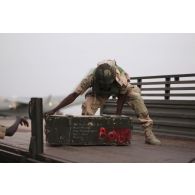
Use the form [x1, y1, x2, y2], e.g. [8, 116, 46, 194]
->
[92, 63, 120, 96]
[94, 63, 116, 85]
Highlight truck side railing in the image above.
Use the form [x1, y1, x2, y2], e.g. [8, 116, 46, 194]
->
[101, 73, 195, 139]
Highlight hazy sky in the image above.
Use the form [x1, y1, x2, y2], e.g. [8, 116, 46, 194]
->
[1, 33, 195, 97]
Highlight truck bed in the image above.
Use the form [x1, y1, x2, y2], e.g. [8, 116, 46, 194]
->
[0, 118, 194, 163]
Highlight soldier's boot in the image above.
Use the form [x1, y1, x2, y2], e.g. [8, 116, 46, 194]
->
[138, 114, 161, 145]
[144, 127, 161, 145]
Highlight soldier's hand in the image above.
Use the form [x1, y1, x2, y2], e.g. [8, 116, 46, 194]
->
[44, 109, 56, 118]
[19, 117, 29, 127]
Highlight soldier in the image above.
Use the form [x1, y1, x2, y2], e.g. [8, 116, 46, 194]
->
[45, 59, 161, 145]
[0, 117, 29, 139]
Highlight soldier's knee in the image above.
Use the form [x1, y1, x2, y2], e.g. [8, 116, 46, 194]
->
[127, 85, 140, 96]
[81, 101, 95, 115]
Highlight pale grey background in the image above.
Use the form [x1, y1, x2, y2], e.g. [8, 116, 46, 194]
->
[0, 33, 195, 97]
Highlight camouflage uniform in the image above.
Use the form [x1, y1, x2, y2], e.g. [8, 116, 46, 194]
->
[74, 59, 161, 145]
[0, 125, 6, 139]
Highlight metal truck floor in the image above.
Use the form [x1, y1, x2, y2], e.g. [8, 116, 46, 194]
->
[1, 127, 194, 162]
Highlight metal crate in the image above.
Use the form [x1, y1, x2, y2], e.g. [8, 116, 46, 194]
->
[45, 115, 133, 146]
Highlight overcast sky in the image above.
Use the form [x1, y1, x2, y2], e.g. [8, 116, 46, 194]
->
[0, 33, 195, 97]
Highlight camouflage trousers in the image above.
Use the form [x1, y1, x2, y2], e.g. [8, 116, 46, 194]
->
[81, 85, 153, 132]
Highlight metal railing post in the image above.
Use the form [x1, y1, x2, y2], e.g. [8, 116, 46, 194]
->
[165, 77, 170, 100]
[28, 98, 43, 158]
[137, 78, 142, 89]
